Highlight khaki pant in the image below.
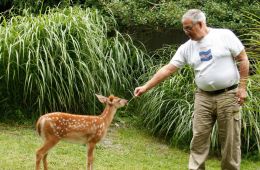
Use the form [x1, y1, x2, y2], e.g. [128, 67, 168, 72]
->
[189, 88, 241, 170]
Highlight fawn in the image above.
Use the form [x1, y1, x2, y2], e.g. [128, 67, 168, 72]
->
[35, 94, 128, 170]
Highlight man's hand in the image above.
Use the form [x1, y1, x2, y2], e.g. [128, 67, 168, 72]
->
[134, 86, 147, 97]
[236, 87, 247, 105]
[235, 50, 249, 105]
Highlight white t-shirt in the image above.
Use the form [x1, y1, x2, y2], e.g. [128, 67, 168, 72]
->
[170, 28, 244, 91]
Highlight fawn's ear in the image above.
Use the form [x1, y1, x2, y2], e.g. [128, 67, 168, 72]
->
[95, 94, 108, 104]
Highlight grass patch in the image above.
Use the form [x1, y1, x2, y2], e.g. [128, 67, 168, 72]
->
[0, 7, 148, 118]
[0, 118, 259, 170]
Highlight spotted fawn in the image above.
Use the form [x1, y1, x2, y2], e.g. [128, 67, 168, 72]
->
[35, 94, 128, 170]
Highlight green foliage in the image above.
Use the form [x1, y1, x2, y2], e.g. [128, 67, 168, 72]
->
[103, 0, 260, 31]
[2, 0, 260, 32]
[0, 7, 148, 120]
[239, 12, 260, 156]
[0, 0, 71, 13]
[241, 73, 260, 155]
[241, 12, 260, 55]
[0, 0, 8, 6]
[131, 64, 195, 146]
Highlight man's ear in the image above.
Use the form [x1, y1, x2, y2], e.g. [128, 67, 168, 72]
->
[95, 94, 107, 104]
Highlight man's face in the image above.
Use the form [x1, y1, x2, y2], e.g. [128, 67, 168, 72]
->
[182, 19, 202, 41]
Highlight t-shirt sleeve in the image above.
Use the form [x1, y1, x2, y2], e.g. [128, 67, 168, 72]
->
[169, 45, 187, 68]
[225, 30, 244, 57]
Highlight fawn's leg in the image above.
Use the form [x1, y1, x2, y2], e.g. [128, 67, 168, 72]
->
[43, 153, 48, 170]
[36, 138, 59, 170]
[87, 142, 96, 170]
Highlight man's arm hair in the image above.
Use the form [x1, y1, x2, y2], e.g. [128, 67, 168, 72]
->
[143, 63, 179, 91]
[235, 49, 249, 89]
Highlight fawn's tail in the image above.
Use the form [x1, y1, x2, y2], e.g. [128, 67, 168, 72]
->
[36, 117, 42, 137]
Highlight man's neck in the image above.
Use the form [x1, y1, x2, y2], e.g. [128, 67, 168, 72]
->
[197, 27, 210, 41]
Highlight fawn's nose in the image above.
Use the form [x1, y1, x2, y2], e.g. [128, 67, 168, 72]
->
[123, 99, 128, 105]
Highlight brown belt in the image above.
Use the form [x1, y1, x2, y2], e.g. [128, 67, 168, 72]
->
[200, 84, 238, 95]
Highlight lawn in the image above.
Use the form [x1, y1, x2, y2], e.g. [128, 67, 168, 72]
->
[0, 118, 259, 170]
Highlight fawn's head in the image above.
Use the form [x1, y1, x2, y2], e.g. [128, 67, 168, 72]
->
[96, 94, 128, 108]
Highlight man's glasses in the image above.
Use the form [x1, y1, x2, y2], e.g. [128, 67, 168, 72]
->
[183, 22, 198, 32]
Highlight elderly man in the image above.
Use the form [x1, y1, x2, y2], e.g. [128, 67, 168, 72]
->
[134, 9, 249, 170]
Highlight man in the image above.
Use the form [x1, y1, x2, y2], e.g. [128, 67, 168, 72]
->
[134, 9, 249, 170]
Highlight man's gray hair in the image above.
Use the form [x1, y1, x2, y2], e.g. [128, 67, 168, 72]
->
[182, 9, 206, 24]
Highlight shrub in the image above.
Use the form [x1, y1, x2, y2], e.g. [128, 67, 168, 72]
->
[1, 0, 260, 31]
[0, 7, 148, 120]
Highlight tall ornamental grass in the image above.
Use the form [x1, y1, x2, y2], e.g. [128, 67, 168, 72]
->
[240, 12, 260, 156]
[130, 45, 195, 146]
[132, 64, 195, 147]
[0, 7, 147, 120]
[132, 22, 260, 156]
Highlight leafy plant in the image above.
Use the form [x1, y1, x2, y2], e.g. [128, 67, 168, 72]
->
[0, 7, 148, 120]
[131, 64, 195, 147]
[1, 0, 260, 32]
[239, 11, 260, 156]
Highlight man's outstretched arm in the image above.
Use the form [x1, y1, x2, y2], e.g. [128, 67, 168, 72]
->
[134, 63, 179, 97]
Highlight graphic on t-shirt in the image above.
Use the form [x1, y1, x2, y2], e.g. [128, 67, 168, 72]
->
[199, 49, 212, 62]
